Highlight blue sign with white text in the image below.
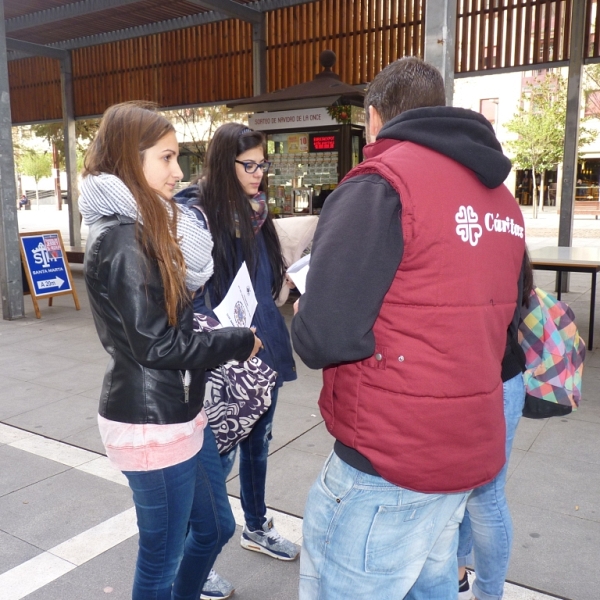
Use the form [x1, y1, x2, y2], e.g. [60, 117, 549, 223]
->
[20, 233, 72, 297]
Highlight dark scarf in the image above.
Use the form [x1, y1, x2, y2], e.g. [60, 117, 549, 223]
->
[236, 192, 268, 237]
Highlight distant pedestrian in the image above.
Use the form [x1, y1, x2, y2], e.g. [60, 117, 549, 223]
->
[19, 194, 28, 209]
[79, 101, 261, 600]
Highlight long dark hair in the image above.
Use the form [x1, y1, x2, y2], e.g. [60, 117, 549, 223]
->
[195, 122, 286, 302]
[83, 101, 188, 326]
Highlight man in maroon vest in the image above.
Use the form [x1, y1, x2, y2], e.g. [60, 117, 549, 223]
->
[292, 57, 525, 599]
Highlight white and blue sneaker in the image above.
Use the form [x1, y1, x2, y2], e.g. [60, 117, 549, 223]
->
[240, 520, 299, 561]
[200, 569, 235, 600]
[458, 570, 474, 600]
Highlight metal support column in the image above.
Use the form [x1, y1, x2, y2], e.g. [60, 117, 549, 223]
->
[60, 52, 81, 248]
[0, 0, 24, 320]
[423, 0, 457, 106]
[557, 0, 586, 291]
[252, 13, 267, 96]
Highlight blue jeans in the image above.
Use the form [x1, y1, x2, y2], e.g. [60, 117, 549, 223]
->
[123, 425, 235, 600]
[220, 386, 279, 531]
[299, 452, 469, 600]
[457, 373, 525, 600]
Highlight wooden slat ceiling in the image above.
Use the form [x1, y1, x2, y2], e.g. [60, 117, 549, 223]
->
[5, 0, 600, 124]
[4, 0, 209, 44]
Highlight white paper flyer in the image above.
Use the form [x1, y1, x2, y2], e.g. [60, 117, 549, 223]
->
[287, 253, 310, 295]
[213, 262, 257, 328]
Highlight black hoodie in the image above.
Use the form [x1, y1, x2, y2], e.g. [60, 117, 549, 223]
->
[379, 106, 513, 189]
[292, 106, 524, 377]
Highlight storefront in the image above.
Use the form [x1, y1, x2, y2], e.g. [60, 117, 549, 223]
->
[248, 106, 365, 215]
[229, 50, 365, 216]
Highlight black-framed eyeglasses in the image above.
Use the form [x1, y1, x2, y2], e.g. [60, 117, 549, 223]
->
[235, 160, 271, 174]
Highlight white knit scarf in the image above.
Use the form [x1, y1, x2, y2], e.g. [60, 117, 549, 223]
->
[79, 173, 213, 290]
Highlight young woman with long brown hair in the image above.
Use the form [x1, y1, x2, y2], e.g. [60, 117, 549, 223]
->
[177, 123, 298, 599]
[80, 102, 261, 600]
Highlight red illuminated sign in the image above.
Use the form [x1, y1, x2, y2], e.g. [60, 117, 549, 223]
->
[309, 133, 338, 152]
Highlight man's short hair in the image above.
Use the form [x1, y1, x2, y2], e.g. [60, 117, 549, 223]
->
[364, 57, 446, 125]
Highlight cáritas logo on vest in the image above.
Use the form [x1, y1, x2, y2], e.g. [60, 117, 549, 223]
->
[455, 205, 524, 247]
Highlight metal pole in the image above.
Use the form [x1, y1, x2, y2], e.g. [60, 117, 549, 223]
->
[0, 0, 24, 320]
[423, 0, 457, 106]
[252, 13, 267, 96]
[557, 0, 586, 292]
[60, 52, 80, 248]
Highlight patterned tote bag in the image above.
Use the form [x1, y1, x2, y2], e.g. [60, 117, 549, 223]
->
[193, 313, 277, 454]
[518, 287, 586, 419]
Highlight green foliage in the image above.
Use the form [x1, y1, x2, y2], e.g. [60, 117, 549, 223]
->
[31, 119, 99, 169]
[505, 72, 595, 175]
[505, 72, 597, 216]
[165, 105, 248, 162]
[20, 151, 52, 182]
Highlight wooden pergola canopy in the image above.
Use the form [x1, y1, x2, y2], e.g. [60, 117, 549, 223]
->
[7, 0, 600, 125]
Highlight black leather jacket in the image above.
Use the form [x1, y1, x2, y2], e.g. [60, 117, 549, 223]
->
[84, 214, 254, 425]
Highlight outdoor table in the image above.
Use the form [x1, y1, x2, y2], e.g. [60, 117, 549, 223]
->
[529, 246, 600, 350]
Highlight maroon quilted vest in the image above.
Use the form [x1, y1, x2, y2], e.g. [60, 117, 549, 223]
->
[320, 138, 525, 493]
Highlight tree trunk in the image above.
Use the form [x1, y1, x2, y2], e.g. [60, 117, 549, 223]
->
[52, 142, 62, 211]
[532, 166, 538, 218]
[539, 171, 546, 214]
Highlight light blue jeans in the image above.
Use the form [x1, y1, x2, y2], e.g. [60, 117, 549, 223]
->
[457, 373, 526, 600]
[299, 452, 469, 600]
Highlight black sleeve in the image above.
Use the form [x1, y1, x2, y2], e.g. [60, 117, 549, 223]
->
[102, 226, 254, 370]
[501, 251, 527, 380]
[291, 174, 403, 370]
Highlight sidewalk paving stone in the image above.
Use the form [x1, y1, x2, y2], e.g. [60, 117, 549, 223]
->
[0, 206, 596, 599]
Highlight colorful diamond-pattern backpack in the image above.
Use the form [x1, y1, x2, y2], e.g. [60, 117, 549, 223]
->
[518, 287, 586, 419]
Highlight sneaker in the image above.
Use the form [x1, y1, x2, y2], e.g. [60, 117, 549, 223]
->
[240, 521, 300, 561]
[458, 570, 474, 600]
[200, 570, 235, 600]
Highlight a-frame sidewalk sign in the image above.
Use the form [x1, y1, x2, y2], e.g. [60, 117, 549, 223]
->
[19, 230, 81, 319]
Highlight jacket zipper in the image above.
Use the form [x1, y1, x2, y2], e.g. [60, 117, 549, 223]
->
[180, 370, 191, 403]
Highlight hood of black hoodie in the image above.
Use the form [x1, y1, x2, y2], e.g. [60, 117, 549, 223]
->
[376, 106, 512, 189]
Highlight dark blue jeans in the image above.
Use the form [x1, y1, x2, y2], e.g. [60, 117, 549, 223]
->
[123, 425, 235, 600]
[220, 386, 279, 530]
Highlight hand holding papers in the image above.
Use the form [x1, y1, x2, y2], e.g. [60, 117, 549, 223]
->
[287, 254, 310, 295]
[213, 262, 257, 328]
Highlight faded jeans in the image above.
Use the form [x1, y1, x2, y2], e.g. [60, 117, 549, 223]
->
[299, 452, 469, 600]
[457, 373, 526, 600]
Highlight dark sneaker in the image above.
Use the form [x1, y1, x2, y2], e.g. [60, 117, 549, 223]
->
[200, 569, 234, 600]
[458, 570, 474, 600]
[240, 521, 299, 561]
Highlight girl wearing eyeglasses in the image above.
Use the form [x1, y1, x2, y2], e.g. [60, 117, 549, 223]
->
[177, 123, 298, 600]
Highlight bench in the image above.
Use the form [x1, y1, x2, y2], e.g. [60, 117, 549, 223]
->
[574, 200, 600, 218]
[65, 246, 85, 264]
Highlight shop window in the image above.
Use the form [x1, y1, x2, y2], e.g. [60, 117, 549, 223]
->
[480, 98, 498, 125]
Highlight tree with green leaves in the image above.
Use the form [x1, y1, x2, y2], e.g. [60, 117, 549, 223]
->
[31, 119, 99, 169]
[20, 151, 52, 205]
[29, 120, 97, 209]
[165, 106, 248, 178]
[505, 71, 596, 218]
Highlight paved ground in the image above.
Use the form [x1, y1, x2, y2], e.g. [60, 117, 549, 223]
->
[0, 205, 598, 599]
